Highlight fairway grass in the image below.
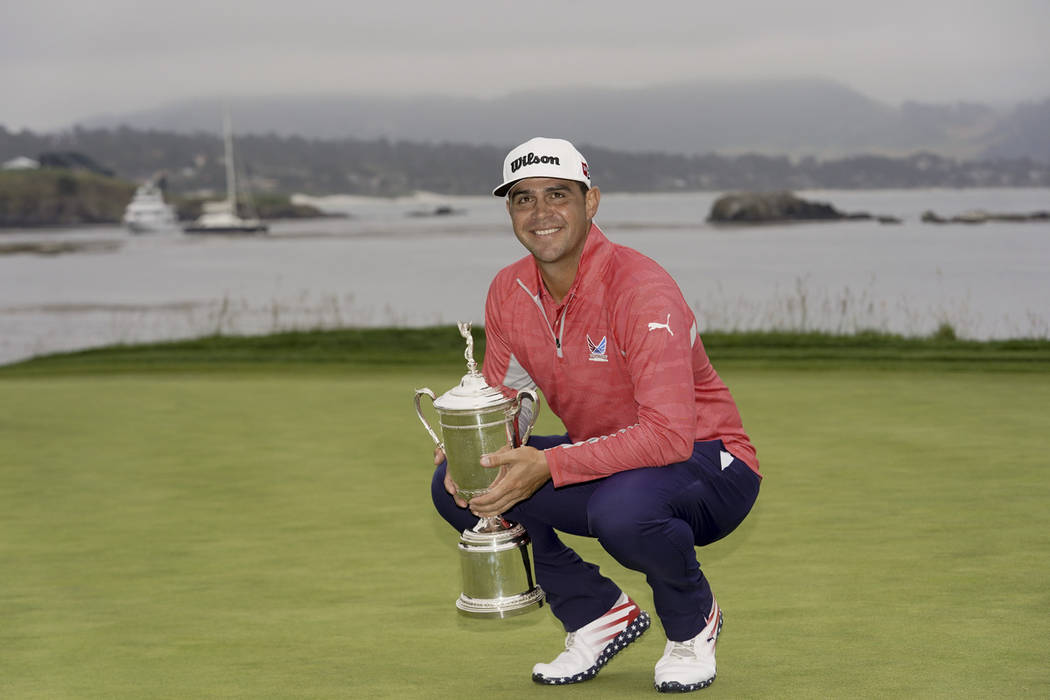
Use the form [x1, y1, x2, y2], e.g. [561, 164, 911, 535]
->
[2, 345, 1049, 696]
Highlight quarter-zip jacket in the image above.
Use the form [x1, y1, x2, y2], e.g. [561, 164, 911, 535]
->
[483, 225, 760, 487]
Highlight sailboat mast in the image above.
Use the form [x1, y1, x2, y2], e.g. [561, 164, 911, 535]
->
[223, 109, 237, 215]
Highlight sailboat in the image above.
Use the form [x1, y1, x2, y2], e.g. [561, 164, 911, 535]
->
[184, 110, 268, 234]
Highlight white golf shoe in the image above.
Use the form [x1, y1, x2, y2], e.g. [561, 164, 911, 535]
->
[532, 592, 651, 685]
[654, 599, 723, 693]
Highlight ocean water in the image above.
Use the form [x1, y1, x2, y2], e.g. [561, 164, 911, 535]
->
[1, 188, 1047, 365]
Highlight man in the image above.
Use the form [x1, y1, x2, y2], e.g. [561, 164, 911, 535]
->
[430, 137, 761, 693]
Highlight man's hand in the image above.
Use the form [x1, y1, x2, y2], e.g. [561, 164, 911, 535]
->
[468, 445, 551, 518]
[435, 447, 469, 508]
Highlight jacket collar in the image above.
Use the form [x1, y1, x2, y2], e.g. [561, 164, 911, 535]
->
[528, 223, 613, 303]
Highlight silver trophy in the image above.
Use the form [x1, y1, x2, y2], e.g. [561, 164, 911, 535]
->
[414, 322, 544, 618]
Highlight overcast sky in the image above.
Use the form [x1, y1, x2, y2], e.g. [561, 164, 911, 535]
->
[3, 0, 1048, 132]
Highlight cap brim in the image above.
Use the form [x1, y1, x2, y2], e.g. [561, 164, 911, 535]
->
[493, 177, 591, 197]
[492, 180, 518, 197]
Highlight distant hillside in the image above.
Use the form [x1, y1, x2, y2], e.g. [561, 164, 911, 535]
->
[980, 98, 1050, 161]
[2, 126, 1048, 198]
[69, 79, 1050, 162]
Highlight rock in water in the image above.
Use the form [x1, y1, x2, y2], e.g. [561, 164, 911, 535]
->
[708, 191, 856, 223]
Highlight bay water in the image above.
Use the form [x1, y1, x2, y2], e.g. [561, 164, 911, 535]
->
[1, 188, 1047, 365]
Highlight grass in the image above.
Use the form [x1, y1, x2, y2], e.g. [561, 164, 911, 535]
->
[2, 329, 1049, 698]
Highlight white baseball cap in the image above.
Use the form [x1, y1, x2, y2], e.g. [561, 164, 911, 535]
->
[492, 137, 591, 197]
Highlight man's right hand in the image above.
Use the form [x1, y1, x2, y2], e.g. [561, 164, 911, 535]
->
[435, 447, 468, 508]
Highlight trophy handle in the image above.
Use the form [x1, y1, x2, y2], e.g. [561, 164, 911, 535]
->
[513, 389, 540, 447]
[414, 388, 444, 450]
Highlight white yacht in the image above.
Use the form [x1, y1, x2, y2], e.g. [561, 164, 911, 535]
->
[123, 182, 178, 233]
[184, 110, 267, 234]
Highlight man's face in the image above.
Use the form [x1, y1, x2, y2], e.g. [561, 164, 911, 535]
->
[506, 178, 600, 267]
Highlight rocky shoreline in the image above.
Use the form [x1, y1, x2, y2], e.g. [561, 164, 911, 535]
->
[4, 172, 1045, 230]
[0, 169, 339, 229]
[920, 209, 1049, 224]
[0, 239, 123, 256]
[708, 191, 1047, 225]
[707, 191, 901, 224]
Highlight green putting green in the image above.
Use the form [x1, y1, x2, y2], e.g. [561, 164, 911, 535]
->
[2, 331, 1048, 697]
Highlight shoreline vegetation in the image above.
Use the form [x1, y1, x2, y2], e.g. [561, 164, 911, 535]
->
[706, 191, 1048, 224]
[2, 326, 1048, 376]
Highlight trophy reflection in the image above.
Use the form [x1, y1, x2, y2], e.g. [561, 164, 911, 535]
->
[415, 322, 544, 618]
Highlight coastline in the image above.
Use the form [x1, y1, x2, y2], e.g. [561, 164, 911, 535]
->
[0, 168, 338, 230]
[2, 188, 1047, 364]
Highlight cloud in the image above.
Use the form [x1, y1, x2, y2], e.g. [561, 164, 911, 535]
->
[2, 0, 1048, 131]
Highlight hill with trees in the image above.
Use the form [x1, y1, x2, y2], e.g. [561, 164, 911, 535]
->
[3, 125, 1048, 203]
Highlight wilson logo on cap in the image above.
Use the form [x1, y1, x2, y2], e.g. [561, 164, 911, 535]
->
[510, 152, 561, 174]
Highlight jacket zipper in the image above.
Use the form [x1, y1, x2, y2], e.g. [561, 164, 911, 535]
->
[516, 278, 572, 359]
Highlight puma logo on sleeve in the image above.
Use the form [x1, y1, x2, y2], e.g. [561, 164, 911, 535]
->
[647, 314, 673, 336]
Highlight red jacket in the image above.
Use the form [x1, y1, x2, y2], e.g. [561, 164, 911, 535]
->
[483, 225, 760, 487]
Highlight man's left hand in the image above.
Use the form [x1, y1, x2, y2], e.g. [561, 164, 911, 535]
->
[468, 445, 551, 518]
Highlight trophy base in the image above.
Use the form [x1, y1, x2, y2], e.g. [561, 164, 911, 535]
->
[456, 588, 545, 619]
[456, 521, 544, 619]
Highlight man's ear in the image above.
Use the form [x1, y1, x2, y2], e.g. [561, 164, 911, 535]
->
[585, 187, 601, 219]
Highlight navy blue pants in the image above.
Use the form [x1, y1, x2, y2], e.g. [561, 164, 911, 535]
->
[431, 434, 761, 641]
